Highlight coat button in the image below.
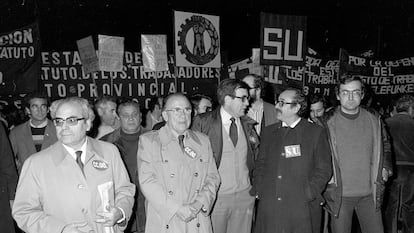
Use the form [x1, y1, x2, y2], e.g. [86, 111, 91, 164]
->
[277, 197, 282, 201]
[166, 224, 169, 229]
[77, 184, 85, 189]
[200, 159, 203, 162]
[195, 189, 200, 193]
[194, 172, 198, 177]
[170, 173, 175, 178]
[168, 191, 173, 195]
[277, 175, 282, 179]
[164, 160, 168, 163]
[82, 208, 88, 214]
[197, 223, 200, 227]
[281, 153, 285, 157]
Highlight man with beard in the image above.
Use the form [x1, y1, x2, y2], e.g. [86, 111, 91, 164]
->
[242, 74, 278, 136]
[253, 87, 332, 233]
[101, 100, 147, 233]
[192, 79, 260, 233]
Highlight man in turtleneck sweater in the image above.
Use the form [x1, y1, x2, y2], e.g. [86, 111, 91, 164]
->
[101, 100, 147, 233]
[322, 76, 392, 233]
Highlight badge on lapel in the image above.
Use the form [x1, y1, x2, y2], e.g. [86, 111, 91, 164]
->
[92, 160, 109, 170]
[184, 146, 197, 159]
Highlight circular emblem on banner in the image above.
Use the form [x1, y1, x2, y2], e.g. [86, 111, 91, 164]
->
[177, 15, 219, 65]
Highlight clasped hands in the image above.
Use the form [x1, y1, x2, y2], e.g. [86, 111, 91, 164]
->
[176, 201, 203, 222]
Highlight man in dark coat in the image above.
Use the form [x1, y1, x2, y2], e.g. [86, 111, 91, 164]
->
[0, 122, 18, 233]
[192, 79, 260, 233]
[100, 100, 147, 233]
[253, 87, 332, 233]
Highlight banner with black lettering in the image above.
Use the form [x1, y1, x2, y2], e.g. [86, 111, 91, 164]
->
[260, 13, 306, 67]
[40, 51, 220, 108]
[0, 22, 41, 94]
[339, 48, 414, 97]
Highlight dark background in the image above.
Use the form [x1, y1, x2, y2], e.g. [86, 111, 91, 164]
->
[1, 0, 413, 62]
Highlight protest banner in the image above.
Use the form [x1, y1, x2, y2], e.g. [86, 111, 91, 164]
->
[76, 36, 99, 74]
[260, 13, 307, 67]
[39, 51, 220, 108]
[141, 35, 169, 72]
[0, 22, 41, 94]
[98, 35, 124, 72]
[174, 10, 221, 68]
[339, 48, 414, 102]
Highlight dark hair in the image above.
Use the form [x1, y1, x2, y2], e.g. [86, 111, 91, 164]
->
[286, 87, 308, 117]
[395, 95, 414, 113]
[24, 92, 49, 109]
[118, 100, 140, 114]
[190, 94, 212, 110]
[335, 75, 365, 96]
[309, 94, 327, 108]
[148, 97, 161, 112]
[217, 79, 250, 106]
[94, 96, 117, 109]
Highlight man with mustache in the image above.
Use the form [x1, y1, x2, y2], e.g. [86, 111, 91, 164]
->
[253, 87, 332, 233]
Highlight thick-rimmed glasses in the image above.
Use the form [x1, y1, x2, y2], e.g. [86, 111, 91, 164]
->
[231, 95, 250, 102]
[165, 107, 192, 115]
[339, 90, 363, 98]
[53, 117, 85, 127]
[276, 100, 297, 107]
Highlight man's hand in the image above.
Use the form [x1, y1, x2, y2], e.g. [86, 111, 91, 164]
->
[382, 168, 392, 182]
[96, 205, 123, 227]
[189, 201, 203, 216]
[62, 221, 88, 233]
[176, 205, 196, 222]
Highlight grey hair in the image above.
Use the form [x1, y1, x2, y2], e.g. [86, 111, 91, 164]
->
[50, 97, 95, 121]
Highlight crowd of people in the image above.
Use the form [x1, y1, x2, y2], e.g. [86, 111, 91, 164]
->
[0, 74, 413, 233]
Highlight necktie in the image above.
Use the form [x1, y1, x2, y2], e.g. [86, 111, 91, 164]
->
[75, 150, 84, 172]
[229, 117, 238, 146]
[178, 135, 185, 151]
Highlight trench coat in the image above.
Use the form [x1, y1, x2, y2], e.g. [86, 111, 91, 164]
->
[253, 119, 332, 233]
[138, 126, 220, 233]
[12, 137, 135, 233]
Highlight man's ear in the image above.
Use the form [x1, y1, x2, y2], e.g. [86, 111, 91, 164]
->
[25, 107, 31, 115]
[162, 111, 168, 122]
[97, 107, 104, 117]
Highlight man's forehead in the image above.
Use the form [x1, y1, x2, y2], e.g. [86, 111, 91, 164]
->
[56, 102, 82, 116]
[311, 101, 324, 109]
[29, 98, 47, 105]
[340, 80, 362, 90]
[242, 76, 255, 87]
[279, 90, 295, 100]
[166, 96, 190, 108]
[235, 87, 248, 95]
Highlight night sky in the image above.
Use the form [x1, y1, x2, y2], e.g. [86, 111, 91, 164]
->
[1, 0, 414, 62]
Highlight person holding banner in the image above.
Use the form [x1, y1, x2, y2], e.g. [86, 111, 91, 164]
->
[138, 93, 220, 233]
[321, 76, 392, 233]
[12, 97, 135, 233]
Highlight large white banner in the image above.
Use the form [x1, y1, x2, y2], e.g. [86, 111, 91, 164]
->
[174, 10, 221, 68]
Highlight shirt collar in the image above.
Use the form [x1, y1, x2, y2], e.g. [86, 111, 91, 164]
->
[30, 119, 48, 128]
[281, 118, 301, 128]
[62, 138, 88, 162]
[220, 106, 237, 123]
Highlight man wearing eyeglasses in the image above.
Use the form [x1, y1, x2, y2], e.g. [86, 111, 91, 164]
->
[321, 76, 392, 233]
[9, 92, 58, 173]
[192, 79, 259, 233]
[242, 74, 278, 136]
[190, 94, 213, 116]
[138, 93, 220, 233]
[253, 87, 332, 233]
[13, 97, 135, 233]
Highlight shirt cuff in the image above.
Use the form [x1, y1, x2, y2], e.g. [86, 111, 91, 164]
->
[116, 207, 126, 224]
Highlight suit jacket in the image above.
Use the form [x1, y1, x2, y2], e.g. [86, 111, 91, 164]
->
[9, 119, 57, 172]
[192, 108, 260, 195]
[12, 137, 135, 233]
[0, 123, 18, 233]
